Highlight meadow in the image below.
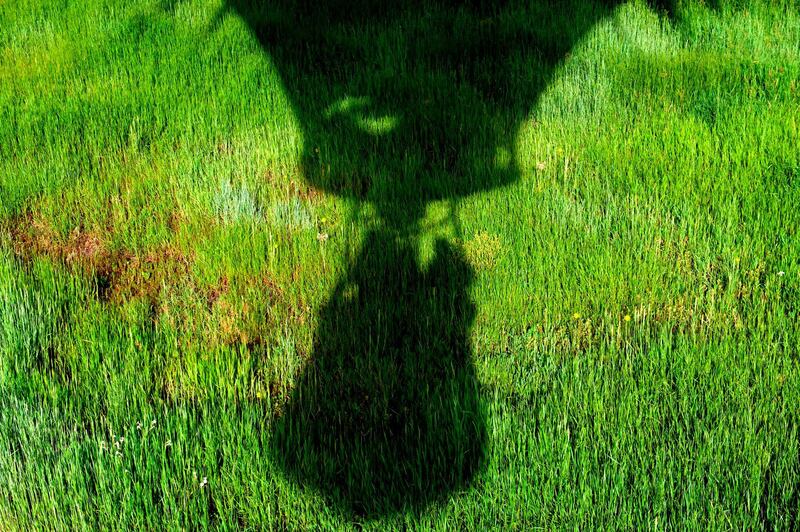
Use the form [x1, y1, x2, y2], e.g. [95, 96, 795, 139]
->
[1, 0, 799, 528]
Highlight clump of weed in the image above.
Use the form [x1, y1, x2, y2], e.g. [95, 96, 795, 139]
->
[462, 231, 503, 271]
[4, 214, 296, 362]
[212, 178, 263, 225]
[208, 272, 283, 348]
[6, 213, 197, 310]
[270, 197, 314, 231]
[103, 246, 193, 305]
[7, 213, 110, 272]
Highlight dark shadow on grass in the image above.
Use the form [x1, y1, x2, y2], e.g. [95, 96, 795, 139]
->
[274, 234, 482, 515]
[220, 0, 671, 518]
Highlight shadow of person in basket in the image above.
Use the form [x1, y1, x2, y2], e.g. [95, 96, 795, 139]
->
[217, 0, 672, 517]
[275, 232, 481, 515]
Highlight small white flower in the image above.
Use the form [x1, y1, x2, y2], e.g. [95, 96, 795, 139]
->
[150, 419, 157, 428]
[200, 477, 208, 489]
[778, 271, 785, 277]
[136, 421, 142, 430]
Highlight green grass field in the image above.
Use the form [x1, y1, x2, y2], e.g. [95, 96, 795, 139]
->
[1, 0, 799, 528]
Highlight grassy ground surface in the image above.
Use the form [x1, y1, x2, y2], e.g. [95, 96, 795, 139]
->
[1, 0, 799, 528]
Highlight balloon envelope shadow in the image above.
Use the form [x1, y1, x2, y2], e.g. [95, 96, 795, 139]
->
[223, 0, 625, 224]
[221, 0, 643, 517]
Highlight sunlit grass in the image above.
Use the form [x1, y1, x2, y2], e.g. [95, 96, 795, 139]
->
[1, 0, 799, 528]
